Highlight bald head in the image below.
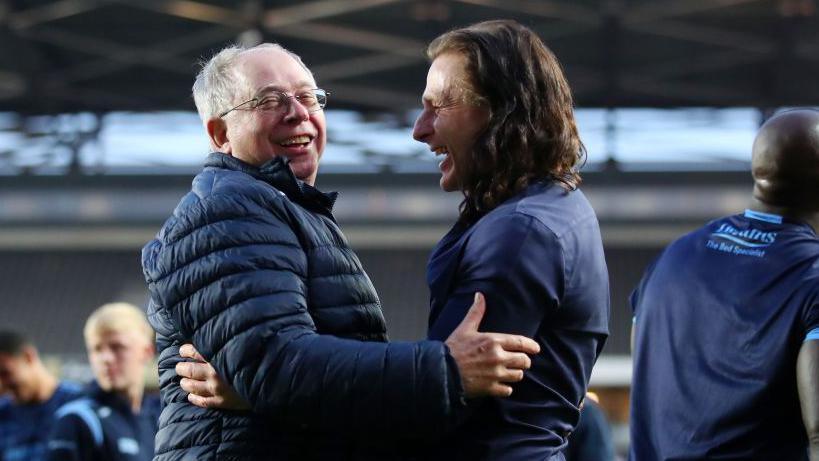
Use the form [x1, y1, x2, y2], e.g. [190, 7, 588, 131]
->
[752, 109, 819, 213]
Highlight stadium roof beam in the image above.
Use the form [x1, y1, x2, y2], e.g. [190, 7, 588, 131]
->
[623, 0, 765, 25]
[262, 0, 404, 29]
[40, 85, 155, 109]
[318, 82, 417, 110]
[1, 0, 817, 113]
[119, 0, 249, 28]
[455, 0, 602, 25]
[312, 52, 421, 81]
[124, 0, 404, 30]
[631, 51, 767, 79]
[623, 20, 774, 54]
[19, 27, 193, 74]
[796, 38, 819, 62]
[54, 26, 239, 84]
[0, 71, 25, 99]
[272, 22, 426, 58]
[6, 0, 97, 30]
[619, 77, 751, 104]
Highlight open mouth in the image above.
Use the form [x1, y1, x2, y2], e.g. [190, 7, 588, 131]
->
[432, 146, 453, 175]
[279, 134, 313, 148]
[432, 146, 450, 156]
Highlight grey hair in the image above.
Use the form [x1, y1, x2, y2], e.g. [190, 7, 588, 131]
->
[192, 43, 313, 122]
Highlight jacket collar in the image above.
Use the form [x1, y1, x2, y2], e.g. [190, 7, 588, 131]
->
[205, 152, 338, 217]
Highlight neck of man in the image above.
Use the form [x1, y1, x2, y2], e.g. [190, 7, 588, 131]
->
[113, 383, 144, 413]
[748, 198, 819, 233]
[29, 366, 58, 404]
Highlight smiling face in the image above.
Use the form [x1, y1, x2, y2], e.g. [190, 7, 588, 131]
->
[412, 52, 489, 192]
[217, 47, 327, 185]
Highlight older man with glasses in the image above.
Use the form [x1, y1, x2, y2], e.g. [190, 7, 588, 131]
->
[142, 43, 540, 460]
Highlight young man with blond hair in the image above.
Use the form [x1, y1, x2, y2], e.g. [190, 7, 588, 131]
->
[46, 303, 159, 461]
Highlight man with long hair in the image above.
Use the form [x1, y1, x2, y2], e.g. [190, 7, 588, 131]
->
[411, 20, 610, 459]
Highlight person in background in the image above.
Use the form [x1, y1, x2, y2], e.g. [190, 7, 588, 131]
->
[0, 329, 81, 461]
[629, 109, 819, 460]
[46, 303, 159, 461]
[564, 394, 616, 461]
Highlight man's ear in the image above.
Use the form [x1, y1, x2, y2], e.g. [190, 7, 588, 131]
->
[206, 118, 231, 153]
[141, 340, 155, 364]
[21, 345, 38, 365]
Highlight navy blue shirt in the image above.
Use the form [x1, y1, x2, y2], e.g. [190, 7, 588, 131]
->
[45, 383, 160, 461]
[630, 211, 819, 460]
[424, 181, 610, 461]
[0, 381, 81, 461]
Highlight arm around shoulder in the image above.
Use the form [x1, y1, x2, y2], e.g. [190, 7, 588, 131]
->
[148, 184, 465, 438]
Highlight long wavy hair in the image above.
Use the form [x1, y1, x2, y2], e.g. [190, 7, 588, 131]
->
[427, 20, 586, 224]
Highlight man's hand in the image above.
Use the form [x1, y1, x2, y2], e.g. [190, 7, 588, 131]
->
[175, 344, 251, 411]
[445, 292, 541, 398]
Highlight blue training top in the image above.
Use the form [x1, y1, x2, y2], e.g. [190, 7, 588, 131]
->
[630, 210, 819, 460]
[45, 382, 160, 461]
[0, 381, 82, 461]
[421, 180, 610, 461]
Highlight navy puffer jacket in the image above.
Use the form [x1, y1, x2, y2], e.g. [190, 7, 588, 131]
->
[142, 153, 465, 461]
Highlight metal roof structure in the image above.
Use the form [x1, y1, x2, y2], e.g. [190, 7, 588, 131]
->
[1, 0, 818, 116]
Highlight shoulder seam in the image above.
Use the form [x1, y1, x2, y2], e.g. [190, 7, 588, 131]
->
[55, 398, 104, 448]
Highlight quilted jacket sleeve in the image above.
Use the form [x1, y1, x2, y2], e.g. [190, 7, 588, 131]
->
[142, 175, 465, 440]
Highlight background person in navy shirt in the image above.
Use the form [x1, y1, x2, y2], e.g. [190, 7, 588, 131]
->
[0, 330, 81, 461]
[630, 109, 819, 460]
[564, 397, 616, 461]
[177, 20, 609, 460]
[46, 303, 159, 461]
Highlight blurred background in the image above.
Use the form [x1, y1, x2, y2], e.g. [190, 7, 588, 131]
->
[1, 0, 818, 456]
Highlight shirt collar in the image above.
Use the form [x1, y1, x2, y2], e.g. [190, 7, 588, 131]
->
[744, 209, 783, 224]
[205, 152, 338, 216]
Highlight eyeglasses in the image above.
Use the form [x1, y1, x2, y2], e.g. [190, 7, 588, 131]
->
[219, 88, 329, 118]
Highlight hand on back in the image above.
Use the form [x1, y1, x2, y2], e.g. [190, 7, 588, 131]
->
[445, 292, 540, 398]
[176, 345, 250, 411]
[175, 292, 540, 409]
